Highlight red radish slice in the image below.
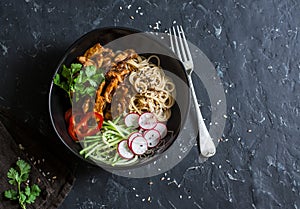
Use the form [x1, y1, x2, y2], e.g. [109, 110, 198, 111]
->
[130, 136, 148, 155]
[124, 113, 140, 128]
[117, 140, 134, 159]
[153, 122, 168, 138]
[127, 132, 142, 148]
[144, 129, 161, 148]
[138, 112, 157, 130]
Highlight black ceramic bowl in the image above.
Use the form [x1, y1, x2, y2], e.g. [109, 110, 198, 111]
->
[49, 27, 190, 170]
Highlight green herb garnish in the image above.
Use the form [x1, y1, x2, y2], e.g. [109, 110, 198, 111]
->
[4, 159, 41, 209]
[53, 63, 82, 103]
[53, 64, 104, 103]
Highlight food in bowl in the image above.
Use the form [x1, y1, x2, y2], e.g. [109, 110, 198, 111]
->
[53, 43, 176, 166]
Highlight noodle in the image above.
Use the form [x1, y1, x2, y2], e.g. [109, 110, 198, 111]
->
[127, 55, 176, 122]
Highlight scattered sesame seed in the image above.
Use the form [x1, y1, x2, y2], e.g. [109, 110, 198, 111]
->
[173, 20, 177, 24]
[136, 10, 139, 13]
[161, 177, 165, 181]
[223, 114, 228, 118]
[148, 181, 153, 185]
[158, 168, 161, 171]
[178, 155, 182, 159]
[127, 4, 132, 9]
[136, 194, 139, 197]
[19, 144, 25, 150]
[147, 196, 152, 202]
[188, 196, 192, 199]
[138, 6, 141, 9]
[130, 16, 134, 20]
[142, 198, 145, 202]
[133, 187, 136, 190]
[167, 177, 170, 181]
[119, 6, 122, 10]
[234, 169, 238, 173]
[237, 137, 241, 141]
[52, 176, 57, 179]
[218, 165, 222, 169]
[247, 129, 252, 133]
[211, 162, 215, 165]
[179, 195, 183, 199]
[139, 12, 143, 15]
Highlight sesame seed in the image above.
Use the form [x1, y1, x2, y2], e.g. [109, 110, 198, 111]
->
[130, 16, 134, 20]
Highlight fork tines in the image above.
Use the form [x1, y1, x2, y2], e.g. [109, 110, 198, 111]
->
[169, 25, 192, 63]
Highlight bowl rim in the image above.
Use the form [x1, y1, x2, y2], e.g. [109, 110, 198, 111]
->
[48, 26, 191, 169]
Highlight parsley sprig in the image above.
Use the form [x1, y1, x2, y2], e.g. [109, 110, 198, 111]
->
[53, 63, 104, 103]
[4, 159, 41, 209]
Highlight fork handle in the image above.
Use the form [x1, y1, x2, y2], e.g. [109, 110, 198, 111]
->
[188, 76, 216, 157]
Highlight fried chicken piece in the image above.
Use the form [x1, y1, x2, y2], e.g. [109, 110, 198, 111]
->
[83, 43, 103, 59]
[94, 81, 106, 115]
[104, 78, 119, 103]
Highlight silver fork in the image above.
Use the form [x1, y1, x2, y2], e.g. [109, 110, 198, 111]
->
[169, 25, 216, 158]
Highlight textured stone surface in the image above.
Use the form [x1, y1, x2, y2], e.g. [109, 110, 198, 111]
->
[0, 0, 299, 208]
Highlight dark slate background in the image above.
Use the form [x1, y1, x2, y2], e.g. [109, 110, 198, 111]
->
[1, 0, 299, 208]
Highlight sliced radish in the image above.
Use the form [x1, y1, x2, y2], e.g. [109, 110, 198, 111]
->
[127, 132, 142, 148]
[130, 136, 148, 155]
[144, 129, 161, 148]
[138, 112, 157, 130]
[153, 122, 168, 138]
[124, 113, 140, 128]
[117, 140, 134, 159]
